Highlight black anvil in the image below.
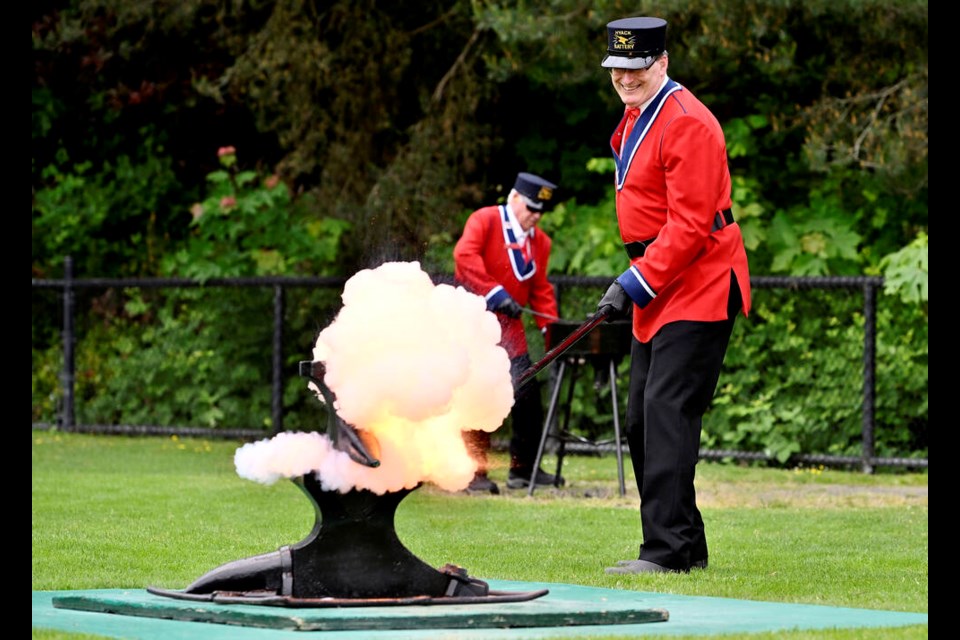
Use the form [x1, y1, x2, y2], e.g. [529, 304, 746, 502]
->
[147, 360, 546, 606]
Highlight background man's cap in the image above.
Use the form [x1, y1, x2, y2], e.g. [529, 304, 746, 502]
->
[513, 172, 558, 212]
[600, 17, 667, 70]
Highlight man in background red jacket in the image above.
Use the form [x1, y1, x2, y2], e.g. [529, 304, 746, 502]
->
[595, 16, 752, 573]
[454, 172, 564, 494]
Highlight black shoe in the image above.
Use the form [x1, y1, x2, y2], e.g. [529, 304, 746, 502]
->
[465, 472, 499, 495]
[615, 557, 708, 570]
[605, 559, 686, 574]
[506, 468, 565, 489]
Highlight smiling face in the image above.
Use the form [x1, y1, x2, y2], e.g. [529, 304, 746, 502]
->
[609, 54, 668, 108]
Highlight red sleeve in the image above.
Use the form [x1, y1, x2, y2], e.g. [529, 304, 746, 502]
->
[453, 208, 500, 297]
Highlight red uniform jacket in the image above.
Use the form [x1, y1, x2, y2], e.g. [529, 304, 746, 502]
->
[610, 79, 751, 342]
[453, 204, 558, 358]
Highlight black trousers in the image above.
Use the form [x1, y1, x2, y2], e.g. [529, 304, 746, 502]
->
[625, 272, 742, 570]
[507, 353, 544, 471]
[462, 353, 544, 472]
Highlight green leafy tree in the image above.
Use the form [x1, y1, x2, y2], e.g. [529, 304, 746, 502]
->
[32, 0, 927, 456]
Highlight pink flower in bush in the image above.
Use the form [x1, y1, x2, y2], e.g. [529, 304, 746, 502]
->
[220, 196, 237, 210]
[217, 146, 236, 158]
[190, 203, 204, 221]
[264, 175, 281, 190]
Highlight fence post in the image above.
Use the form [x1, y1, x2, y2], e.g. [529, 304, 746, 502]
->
[861, 280, 878, 474]
[272, 284, 284, 435]
[60, 256, 76, 431]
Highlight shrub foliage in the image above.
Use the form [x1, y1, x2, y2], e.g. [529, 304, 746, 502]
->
[32, 1, 927, 462]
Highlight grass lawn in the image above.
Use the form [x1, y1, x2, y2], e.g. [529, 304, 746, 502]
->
[32, 430, 927, 640]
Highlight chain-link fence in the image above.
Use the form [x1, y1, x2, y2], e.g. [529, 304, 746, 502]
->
[32, 258, 927, 473]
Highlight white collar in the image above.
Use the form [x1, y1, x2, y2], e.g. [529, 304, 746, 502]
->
[638, 75, 671, 113]
[505, 201, 535, 244]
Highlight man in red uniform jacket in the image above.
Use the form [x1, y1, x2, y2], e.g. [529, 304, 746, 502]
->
[594, 17, 752, 573]
[454, 172, 565, 493]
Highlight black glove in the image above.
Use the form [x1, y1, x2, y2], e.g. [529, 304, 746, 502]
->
[596, 280, 631, 321]
[495, 297, 524, 318]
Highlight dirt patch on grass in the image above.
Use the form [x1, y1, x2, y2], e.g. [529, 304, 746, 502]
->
[696, 482, 928, 508]
[508, 480, 928, 509]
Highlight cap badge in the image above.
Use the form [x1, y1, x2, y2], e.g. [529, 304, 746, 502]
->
[613, 30, 636, 51]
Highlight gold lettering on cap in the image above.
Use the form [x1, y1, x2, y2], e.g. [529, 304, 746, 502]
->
[538, 187, 553, 201]
[613, 30, 636, 51]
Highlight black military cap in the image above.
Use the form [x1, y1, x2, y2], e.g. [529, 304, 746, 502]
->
[601, 17, 667, 70]
[513, 172, 558, 212]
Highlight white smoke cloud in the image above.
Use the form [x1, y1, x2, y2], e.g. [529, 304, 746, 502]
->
[234, 261, 515, 493]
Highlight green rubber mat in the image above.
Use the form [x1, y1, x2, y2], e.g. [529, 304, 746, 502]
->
[50, 584, 667, 631]
[34, 580, 928, 639]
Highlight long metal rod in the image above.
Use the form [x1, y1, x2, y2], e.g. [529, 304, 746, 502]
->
[61, 256, 75, 430]
[609, 358, 626, 496]
[519, 307, 561, 322]
[862, 281, 878, 474]
[272, 284, 284, 435]
[515, 310, 610, 390]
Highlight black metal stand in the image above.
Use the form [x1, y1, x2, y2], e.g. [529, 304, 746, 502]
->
[527, 353, 627, 497]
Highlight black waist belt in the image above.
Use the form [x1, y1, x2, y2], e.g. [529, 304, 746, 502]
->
[624, 237, 657, 259]
[624, 208, 734, 259]
[712, 208, 735, 232]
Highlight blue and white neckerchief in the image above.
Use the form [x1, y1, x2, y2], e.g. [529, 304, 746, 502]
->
[500, 204, 536, 281]
[612, 78, 681, 191]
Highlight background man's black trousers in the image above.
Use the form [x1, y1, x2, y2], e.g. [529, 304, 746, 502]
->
[462, 352, 544, 473]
